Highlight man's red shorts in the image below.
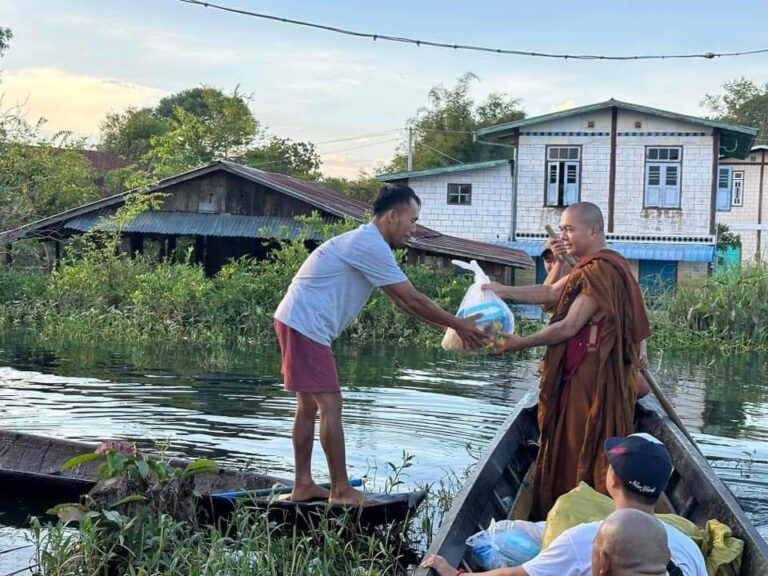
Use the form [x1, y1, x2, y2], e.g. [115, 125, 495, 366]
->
[274, 320, 340, 394]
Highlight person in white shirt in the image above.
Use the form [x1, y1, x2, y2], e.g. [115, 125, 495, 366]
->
[420, 433, 707, 576]
[591, 509, 669, 576]
[274, 184, 489, 506]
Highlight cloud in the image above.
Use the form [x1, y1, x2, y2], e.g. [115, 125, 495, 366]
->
[548, 99, 578, 113]
[320, 150, 396, 179]
[0, 67, 166, 137]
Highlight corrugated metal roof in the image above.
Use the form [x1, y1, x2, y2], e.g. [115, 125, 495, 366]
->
[4, 160, 533, 268]
[377, 160, 510, 182]
[64, 211, 330, 240]
[496, 240, 715, 262]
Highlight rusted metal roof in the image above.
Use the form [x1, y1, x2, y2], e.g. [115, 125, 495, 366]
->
[1, 161, 532, 268]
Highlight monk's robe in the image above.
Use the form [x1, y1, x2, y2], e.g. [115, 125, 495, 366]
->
[532, 249, 651, 518]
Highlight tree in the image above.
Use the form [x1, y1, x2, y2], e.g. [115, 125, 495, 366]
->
[100, 107, 170, 163]
[0, 129, 99, 231]
[240, 137, 321, 180]
[703, 78, 768, 145]
[0, 27, 99, 231]
[0, 27, 12, 57]
[385, 73, 525, 173]
[321, 173, 381, 204]
[99, 86, 259, 164]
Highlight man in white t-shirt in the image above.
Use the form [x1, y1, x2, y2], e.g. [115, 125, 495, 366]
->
[420, 433, 707, 576]
[274, 184, 489, 506]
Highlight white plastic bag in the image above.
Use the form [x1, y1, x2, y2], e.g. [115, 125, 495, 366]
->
[465, 519, 542, 570]
[441, 260, 515, 352]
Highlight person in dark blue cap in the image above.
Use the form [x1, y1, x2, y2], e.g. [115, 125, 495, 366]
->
[420, 433, 706, 576]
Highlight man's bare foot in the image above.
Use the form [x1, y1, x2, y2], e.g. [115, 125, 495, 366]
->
[419, 554, 459, 576]
[328, 485, 378, 507]
[287, 482, 330, 502]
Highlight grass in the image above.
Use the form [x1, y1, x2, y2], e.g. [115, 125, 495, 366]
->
[649, 262, 768, 352]
[27, 450, 475, 576]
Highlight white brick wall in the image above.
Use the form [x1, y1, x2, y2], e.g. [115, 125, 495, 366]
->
[405, 163, 514, 241]
[613, 134, 713, 236]
[715, 150, 767, 262]
[514, 111, 715, 238]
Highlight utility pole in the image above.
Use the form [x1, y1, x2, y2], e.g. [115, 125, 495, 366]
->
[407, 127, 413, 172]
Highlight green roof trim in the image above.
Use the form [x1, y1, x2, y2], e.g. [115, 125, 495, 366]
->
[475, 99, 757, 159]
[376, 159, 510, 181]
[476, 99, 758, 137]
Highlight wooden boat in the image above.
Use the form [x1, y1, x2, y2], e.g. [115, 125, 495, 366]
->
[0, 431, 425, 529]
[416, 391, 768, 576]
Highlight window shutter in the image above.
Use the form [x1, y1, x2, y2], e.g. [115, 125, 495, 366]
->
[662, 165, 680, 208]
[546, 162, 559, 206]
[564, 162, 579, 205]
[716, 166, 732, 211]
[645, 164, 661, 207]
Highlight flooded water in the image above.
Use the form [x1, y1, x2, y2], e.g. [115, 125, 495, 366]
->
[1, 330, 768, 572]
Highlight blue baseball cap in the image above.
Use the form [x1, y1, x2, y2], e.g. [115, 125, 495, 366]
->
[605, 433, 673, 498]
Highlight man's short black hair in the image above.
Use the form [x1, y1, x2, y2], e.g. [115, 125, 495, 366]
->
[373, 183, 421, 215]
[541, 248, 554, 261]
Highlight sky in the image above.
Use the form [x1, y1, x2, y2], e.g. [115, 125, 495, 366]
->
[1, 0, 767, 177]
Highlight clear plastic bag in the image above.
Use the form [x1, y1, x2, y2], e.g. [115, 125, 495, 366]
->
[441, 260, 515, 352]
[465, 519, 542, 570]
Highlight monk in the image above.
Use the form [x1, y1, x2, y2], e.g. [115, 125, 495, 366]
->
[485, 202, 650, 516]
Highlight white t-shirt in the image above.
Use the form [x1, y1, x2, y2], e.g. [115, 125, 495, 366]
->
[522, 520, 707, 576]
[274, 223, 408, 346]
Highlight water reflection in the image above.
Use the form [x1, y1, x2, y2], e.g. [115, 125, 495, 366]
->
[1, 333, 768, 564]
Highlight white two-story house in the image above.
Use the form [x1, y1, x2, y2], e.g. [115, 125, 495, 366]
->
[378, 99, 757, 289]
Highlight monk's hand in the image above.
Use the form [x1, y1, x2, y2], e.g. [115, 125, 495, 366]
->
[495, 333, 526, 353]
[481, 281, 509, 299]
[549, 239, 568, 262]
[454, 314, 492, 350]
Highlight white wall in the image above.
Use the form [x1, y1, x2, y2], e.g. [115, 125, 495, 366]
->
[716, 149, 767, 261]
[514, 109, 715, 238]
[405, 162, 514, 241]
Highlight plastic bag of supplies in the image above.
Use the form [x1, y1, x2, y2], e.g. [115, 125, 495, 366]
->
[465, 519, 543, 570]
[441, 260, 515, 352]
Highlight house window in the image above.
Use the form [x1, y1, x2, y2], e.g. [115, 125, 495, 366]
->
[732, 170, 744, 207]
[645, 147, 682, 208]
[716, 166, 732, 212]
[545, 146, 580, 207]
[447, 183, 472, 205]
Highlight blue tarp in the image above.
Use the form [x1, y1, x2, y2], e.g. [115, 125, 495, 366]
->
[496, 240, 714, 263]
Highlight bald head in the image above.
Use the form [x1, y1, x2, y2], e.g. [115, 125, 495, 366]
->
[564, 202, 605, 233]
[591, 509, 669, 576]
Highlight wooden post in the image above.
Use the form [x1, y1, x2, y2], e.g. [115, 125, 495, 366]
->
[194, 236, 205, 264]
[167, 236, 177, 260]
[4, 243, 12, 266]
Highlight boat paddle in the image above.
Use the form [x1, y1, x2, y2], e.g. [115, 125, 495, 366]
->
[544, 224, 577, 268]
[641, 368, 703, 456]
[212, 477, 363, 500]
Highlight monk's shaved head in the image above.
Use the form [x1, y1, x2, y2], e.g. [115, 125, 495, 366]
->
[592, 509, 669, 576]
[564, 202, 605, 233]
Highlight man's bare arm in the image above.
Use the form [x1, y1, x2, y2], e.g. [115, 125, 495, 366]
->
[484, 275, 568, 306]
[497, 293, 600, 353]
[381, 281, 489, 349]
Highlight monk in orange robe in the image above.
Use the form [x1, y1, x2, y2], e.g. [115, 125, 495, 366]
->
[485, 202, 650, 517]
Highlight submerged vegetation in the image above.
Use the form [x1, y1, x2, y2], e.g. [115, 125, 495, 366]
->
[28, 447, 469, 576]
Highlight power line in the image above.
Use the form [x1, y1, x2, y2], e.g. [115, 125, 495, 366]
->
[319, 137, 402, 156]
[313, 129, 403, 146]
[421, 143, 465, 165]
[176, 0, 768, 61]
